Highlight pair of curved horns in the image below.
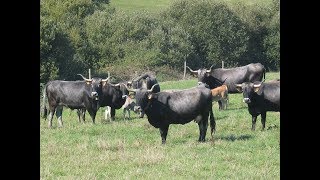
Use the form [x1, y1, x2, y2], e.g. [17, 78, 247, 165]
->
[186, 65, 214, 74]
[122, 83, 159, 93]
[77, 74, 109, 82]
[235, 83, 262, 88]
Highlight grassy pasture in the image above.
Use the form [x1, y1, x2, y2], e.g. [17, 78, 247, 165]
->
[110, 0, 274, 14]
[40, 72, 280, 179]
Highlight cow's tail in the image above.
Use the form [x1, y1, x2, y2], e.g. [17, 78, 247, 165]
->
[209, 104, 215, 143]
[41, 84, 48, 119]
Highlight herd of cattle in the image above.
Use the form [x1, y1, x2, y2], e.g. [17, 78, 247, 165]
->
[41, 63, 280, 144]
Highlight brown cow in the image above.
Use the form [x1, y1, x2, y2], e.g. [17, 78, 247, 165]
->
[122, 95, 136, 120]
[211, 85, 229, 110]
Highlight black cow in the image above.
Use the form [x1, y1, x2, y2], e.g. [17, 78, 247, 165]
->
[235, 80, 280, 131]
[42, 74, 108, 128]
[128, 73, 160, 118]
[124, 84, 215, 144]
[186, 63, 266, 93]
[77, 82, 129, 122]
[187, 63, 265, 110]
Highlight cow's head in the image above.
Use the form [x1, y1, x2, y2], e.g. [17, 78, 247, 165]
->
[78, 74, 108, 100]
[107, 83, 129, 100]
[235, 82, 262, 103]
[187, 65, 213, 82]
[187, 65, 224, 89]
[123, 83, 159, 118]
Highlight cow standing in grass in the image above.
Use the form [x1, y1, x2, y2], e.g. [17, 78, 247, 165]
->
[187, 63, 265, 109]
[211, 84, 229, 110]
[42, 75, 108, 128]
[124, 84, 215, 144]
[236, 80, 280, 130]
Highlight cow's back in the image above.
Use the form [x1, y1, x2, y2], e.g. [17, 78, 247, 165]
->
[260, 81, 280, 110]
[147, 87, 212, 123]
[46, 80, 88, 108]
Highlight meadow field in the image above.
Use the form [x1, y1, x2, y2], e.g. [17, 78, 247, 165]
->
[40, 72, 280, 179]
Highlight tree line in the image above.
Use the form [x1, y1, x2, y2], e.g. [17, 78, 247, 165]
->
[40, 0, 279, 83]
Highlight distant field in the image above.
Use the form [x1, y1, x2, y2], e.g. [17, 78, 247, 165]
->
[40, 72, 280, 179]
[110, 0, 173, 13]
[110, 0, 273, 14]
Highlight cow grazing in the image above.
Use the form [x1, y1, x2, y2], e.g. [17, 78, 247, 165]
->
[236, 80, 280, 131]
[121, 95, 136, 120]
[211, 84, 229, 110]
[42, 75, 108, 128]
[124, 84, 215, 144]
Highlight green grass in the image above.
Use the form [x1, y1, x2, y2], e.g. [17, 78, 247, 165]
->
[40, 72, 280, 179]
[110, 0, 274, 14]
[110, 0, 173, 14]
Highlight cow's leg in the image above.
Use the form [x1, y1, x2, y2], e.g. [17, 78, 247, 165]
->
[198, 115, 208, 142]
[88, 109, 96, 124]
[209, 109, 215, 142]
[76, 109, 81, 123]
[127, 109, 130, 120]
[251, 115, 257, 131]
[261, 111, 267, 130]
[56, 106, 63, 127]
[48, 106, 56, 128]
[218, 100, 222, 110]
[111, 108, 116, 121]
[159, 125, 169, 144]
[82, 109, 86, 122]
[105, 107, 109, 121]
[123, 108, 126, 120]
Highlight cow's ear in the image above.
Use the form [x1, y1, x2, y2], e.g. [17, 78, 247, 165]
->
[147, 93, 154, 100]
[86, 81, 91, 85]
[254, 87, 260, 93]
[102, 81, 107, 86]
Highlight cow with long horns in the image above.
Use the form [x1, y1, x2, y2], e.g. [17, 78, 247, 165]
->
[127, 73, 160, 118]
[235, 80, 280, 131]
[124, 83, 215, 144]
[42, 74, 108, 128]
[186, 63, 266, 93]
[187, 63, 265, 110]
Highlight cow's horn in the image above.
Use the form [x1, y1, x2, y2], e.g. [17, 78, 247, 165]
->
[147, 84, 159, 92]
[122, 83, 138, 92]
[253, 84, 261, 88]
[110, 83, 120, 87]
[206, 64, 214, 73]
[235, 84, 242, 87]
[77, 74, 91, 81]
[186, 66, 198, 74]
[102, 77, 110, 82]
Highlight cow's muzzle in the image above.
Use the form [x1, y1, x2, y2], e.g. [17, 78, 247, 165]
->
[91, 92, 99, 100]
[134, 106, 141, 112]
[243, 98, 251, 103]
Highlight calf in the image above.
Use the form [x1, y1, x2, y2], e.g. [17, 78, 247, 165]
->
[236, 80, 280, 130]
[211, 85, 229, 110]
[122, 95, 136, 120]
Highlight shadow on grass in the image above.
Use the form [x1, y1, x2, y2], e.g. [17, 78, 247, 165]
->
[217, 134, 253, 142]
